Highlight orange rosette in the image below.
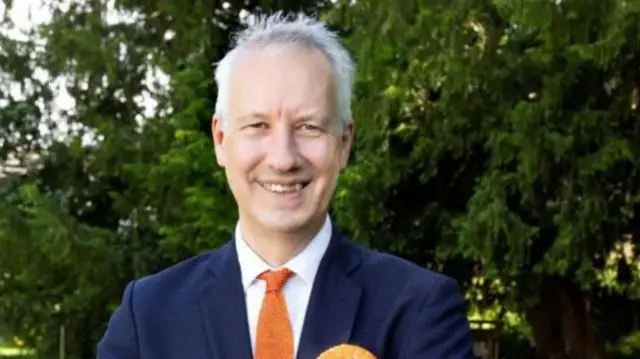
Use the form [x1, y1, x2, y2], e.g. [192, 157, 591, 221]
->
[316, 344, 377, 359]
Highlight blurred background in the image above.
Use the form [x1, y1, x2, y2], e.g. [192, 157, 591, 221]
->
[1, 0, 639, 358]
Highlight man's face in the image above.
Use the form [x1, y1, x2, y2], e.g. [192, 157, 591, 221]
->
[212, 44, 354, 235]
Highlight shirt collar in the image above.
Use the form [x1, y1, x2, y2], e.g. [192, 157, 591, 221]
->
[235, 216, 332, 291]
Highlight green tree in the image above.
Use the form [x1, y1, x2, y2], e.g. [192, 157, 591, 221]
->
[0, 1, 329, 358]
[4, 0, 640, 357]
[329, 0, 640, 358]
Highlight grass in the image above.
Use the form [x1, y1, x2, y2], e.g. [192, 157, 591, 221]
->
[0, 345, 34, 357]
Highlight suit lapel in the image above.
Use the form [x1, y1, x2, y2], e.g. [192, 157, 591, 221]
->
[198, 240, 253, 359]
[296, 229, 363, 359]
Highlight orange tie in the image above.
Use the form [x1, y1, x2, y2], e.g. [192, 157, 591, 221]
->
[255, 268, 295, 359]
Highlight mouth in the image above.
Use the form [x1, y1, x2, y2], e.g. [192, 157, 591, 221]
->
[257, 180, 310, 194]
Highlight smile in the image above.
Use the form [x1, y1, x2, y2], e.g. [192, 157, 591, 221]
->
[257, 181, 309, 194]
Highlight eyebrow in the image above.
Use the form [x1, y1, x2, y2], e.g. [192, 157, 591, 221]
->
[292, 110, 329, 123]
[236, 110, 328, 123]
[237, 112, 270, 121]
[232, 112, 271, 126]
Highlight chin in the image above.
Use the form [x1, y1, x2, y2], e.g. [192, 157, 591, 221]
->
[256, 210, 316, 233]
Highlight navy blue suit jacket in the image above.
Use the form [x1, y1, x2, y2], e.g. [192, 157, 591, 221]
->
[97, 228, 475, 359]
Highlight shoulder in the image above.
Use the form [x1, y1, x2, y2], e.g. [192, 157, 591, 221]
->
[128, 242, 231, 307]
[349, 242, 461, 299]
[347, 242, 474, 356]
[316, 229, 466, 331]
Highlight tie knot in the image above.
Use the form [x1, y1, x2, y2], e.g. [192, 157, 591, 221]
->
[258, 268, 294, 293]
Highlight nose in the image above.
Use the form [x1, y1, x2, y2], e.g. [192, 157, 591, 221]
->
[264, 124, 300, 172]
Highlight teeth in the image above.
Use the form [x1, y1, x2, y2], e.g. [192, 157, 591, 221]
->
[260, 182, 304, 193]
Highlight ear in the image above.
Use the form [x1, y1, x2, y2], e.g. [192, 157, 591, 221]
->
[339, 121, 355, 169]
[212, 115, 226, 167]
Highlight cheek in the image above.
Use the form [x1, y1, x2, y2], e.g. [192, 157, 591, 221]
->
[299, 144, 341, 175]
[226, 141, 264, 173]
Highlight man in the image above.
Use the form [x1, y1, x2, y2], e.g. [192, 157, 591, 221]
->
[97, 12, 475, 359]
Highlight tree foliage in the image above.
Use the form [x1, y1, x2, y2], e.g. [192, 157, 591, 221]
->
[1, 0, 328, 357]
[1, 0, 640, 358]
[330, 0, 640, 358]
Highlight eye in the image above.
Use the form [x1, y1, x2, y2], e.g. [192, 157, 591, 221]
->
[246, 122, 268, 129]
[298, 123, 322, 132]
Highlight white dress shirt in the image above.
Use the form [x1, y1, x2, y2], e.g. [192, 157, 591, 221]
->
[234, 216, 332, 356]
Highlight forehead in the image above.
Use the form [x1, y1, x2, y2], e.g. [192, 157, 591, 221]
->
[227, 43, 337, 120]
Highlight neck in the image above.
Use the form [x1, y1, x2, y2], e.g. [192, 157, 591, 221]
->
[238, 216, 326, 267]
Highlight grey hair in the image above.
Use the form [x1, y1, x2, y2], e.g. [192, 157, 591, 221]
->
[213, 11, 356, 128]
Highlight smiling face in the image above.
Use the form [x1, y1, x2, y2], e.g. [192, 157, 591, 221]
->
[212, 43, 354, 238]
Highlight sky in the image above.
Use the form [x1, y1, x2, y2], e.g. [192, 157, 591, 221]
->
[0, 0, 54, 169]
[1, 0, 71, 110]
[0, 0, 172, 150]
[1, 0, 340, 160]
[0, 0, 338, 130]
[2, 0, 52, 33]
